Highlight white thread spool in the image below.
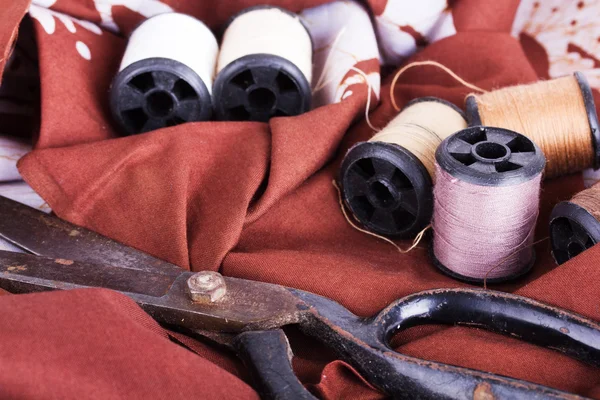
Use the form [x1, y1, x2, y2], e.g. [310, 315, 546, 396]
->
[110, 13, 218, 135]
[213, 6, 313, 122]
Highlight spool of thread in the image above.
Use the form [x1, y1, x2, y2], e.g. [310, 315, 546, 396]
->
[432, 126, 545, 283]
[466, 72, 600, 178]
[549, 183, 600, 264]
[339, 97, 467, 238]
[110, 13, 218, 135]
[213, 6, 312, 122]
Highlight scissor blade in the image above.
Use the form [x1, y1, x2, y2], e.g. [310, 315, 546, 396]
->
[0, 250, 179, 297]
[0, 250, 305, 332]
[0, 195, 181, 274]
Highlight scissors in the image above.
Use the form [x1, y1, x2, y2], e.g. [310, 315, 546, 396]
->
[0, 195, 598, 399]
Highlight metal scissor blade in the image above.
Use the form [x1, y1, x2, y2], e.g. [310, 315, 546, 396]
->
[0, 250, 305, 332]
[0, 195, 182, 274]
[0, 250, 180, 297]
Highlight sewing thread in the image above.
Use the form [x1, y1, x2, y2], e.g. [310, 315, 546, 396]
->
[432, 126, 545, 282]
[213, 6, 313, 121]
[119, 13, 218, 93]
[368, 98, 467, 178]
[110, 13, 217, 134]
[467, 73, 599, 178]
[217, 7, 312, 84]
[549, 182, 600, 264]
[339, 98, 466, 238]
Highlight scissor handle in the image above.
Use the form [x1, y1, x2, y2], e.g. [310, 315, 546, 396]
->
[375, 289, 600, 368]
[294, 288, 599, 399]
[234, 330, 317, 400]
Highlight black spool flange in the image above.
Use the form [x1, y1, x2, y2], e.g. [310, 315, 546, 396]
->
[431, 126, 546, 283]
[110, 58, 212, 135]
[213, 6, 312, 122]
[575, 71, 600, 169]
[466, 71, 600, 169]
[338, 97, 465, 238]
[549, 201, 600, 265]
[213, 54, 311, 122]
[340, 142, 432, 238]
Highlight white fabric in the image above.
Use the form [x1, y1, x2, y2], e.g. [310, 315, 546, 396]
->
[302, 1, 380, 107]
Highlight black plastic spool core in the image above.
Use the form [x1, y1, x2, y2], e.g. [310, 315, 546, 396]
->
[340, 142, 432, 238]
[213, 54, 311, 122]
[339, 97, 465, 238]
[466, 71, 600, 169]
[431, 126, 546, 283]
[549, 201, 600, 265]
[213, 6, 312, 122]
[110, 58, 212, 135]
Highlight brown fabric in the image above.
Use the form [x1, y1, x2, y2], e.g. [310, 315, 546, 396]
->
[0, 0, 30, 82]
[35, 0, 333, 30]
[1, 0, 599, 398]
[0, 288, 259, 399]
[33, 13, 123, 148]
[452, 0, 521, 32]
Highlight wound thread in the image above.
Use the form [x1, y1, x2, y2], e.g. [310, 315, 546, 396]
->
[110, 13, 218, 135]
[550, 182, 600, 264]
[339, 97, 466, 238]
[217, 7, 312, 83]
[213, 6, 313, 121]
[432, 126, 545, 282]
[571, 184, 600, 220]
[467, 73, 600, 178]
[369, 98, 467, 178]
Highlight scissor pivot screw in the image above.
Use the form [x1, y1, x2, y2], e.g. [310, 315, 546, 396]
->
[187, 271, 227, 303]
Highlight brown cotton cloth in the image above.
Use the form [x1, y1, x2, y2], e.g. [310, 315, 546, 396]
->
[1, 0, 600, 398]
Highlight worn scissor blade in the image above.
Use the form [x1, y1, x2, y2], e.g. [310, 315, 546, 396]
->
[0, 250, 305, 332]
[0, 195, 181, 274]
[0, 250, 180, 297]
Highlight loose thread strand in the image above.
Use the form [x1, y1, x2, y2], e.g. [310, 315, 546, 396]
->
[348, 66, 378, 131]
[333, 180, 428, 253]
[389, 61, 488, 111]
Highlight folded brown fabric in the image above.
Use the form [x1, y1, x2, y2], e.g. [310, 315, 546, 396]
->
[1, 0, 600, 398]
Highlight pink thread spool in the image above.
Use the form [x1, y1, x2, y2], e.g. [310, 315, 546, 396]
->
[431, 126, 546, 283]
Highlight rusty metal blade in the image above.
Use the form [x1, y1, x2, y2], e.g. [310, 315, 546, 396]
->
[0, 195, 181, 274]
[0, 250, 179, 297]
[0, 251, 304, 333]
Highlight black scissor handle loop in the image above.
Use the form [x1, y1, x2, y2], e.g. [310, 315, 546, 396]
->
[372, 288, 600, 368]
[294, 288, 600, 399]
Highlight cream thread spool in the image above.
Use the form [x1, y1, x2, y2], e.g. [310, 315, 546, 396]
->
[466, 72, 600, 178]
[213, 6, 313, 122]
[339, 97, 467, 238]
[549, 183, 600, 264]
[110, 13, 218, 135]
[432, 126, 545, 283]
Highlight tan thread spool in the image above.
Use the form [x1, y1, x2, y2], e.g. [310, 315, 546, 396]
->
[466, 73, 600, 178]
[550, 182, 600, 264]
[369, 98, 467, 179]
[339, 97, 467, 238]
